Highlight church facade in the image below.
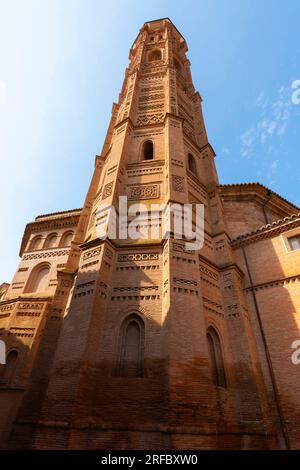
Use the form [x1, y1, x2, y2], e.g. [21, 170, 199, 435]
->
[0, 18, 300, 450]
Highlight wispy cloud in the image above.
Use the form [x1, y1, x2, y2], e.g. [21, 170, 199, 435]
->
[255, 91, 269, 109]
[271, 159, 279, 170]
[240, 86, 292, 158]
[240, 128, 256, 157]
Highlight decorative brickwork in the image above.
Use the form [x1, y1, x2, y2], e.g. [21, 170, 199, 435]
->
[1, 18, 299, 452]
[128, 184, 160, 200]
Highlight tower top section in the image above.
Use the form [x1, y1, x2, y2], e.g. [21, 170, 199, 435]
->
[129, 17, 188, 65]
[131, 18, 187, 51]
[99, 17, 210, 158]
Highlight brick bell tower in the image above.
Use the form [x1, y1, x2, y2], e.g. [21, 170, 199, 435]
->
[9, 18, 282, 449]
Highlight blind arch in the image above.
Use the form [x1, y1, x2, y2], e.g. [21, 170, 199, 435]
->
[25, 263, 50, 293]
[43, 233, 58, 249]
[207, 326, 227, 388]
[60, 231, 74, 247]
[29, 235, 43, 251]
[117, 314, 145, 377]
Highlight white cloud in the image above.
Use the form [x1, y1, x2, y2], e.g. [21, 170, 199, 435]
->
[277, 121, 288, 136]
[260, 132, 267, 144]
[271, 159, 279, 170]
[240, 128, 256, 146]
[268, 121, 277, 134]
[240, 128, 257, 157]
[255, 91, 268, 109]
[240, 86, 292, 158]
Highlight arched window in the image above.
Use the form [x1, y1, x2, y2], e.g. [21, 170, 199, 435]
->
[1, 349, 18, 384]
[149, 49, 161, 62]
[29, 235, 43, 251]
[207, 327, 227, 388]
[188, 153, 197, 176]
[43, 233, 58, 249]
[60, 231, 74, 247]
[117, 314, 145, 377]
[25, 263, 50, 293]
[142, 140, 154, 160]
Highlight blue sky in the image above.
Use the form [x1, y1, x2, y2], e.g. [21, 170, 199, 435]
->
[0, 0, 300, 282]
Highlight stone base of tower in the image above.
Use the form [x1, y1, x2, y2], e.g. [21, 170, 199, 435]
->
[10, 422, 279, 450]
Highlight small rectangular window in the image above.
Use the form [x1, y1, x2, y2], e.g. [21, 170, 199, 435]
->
[288, 235, 300, 251]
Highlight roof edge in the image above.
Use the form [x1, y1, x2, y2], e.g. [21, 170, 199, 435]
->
[231, 211, 300, 245]
[35, 208, 82, 221]
[219, 182, 299, 211]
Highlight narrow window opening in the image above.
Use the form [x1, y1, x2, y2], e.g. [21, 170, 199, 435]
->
[143, 140, 154, 160]
[188, 153, 197, 176]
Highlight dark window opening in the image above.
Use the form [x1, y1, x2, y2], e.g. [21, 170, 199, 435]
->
[188, 153, 197, 176]
[143, 140, 154, 160]
[149, 49, 161, 61]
